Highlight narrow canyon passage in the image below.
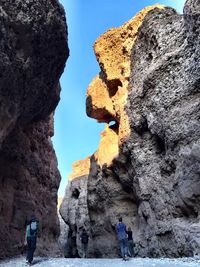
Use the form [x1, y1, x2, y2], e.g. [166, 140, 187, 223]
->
[0, 0, 199, 264]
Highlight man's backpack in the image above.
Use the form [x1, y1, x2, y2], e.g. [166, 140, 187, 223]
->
[30, 220, 38, 236]
[81, 233, 89, 244]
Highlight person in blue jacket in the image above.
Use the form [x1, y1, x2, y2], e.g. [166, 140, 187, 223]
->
[116, 217, 128, 260]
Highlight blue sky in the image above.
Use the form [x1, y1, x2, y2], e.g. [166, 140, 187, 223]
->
[53, 0, 186, 197]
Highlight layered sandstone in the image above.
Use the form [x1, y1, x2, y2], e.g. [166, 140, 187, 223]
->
[0, 0, 68, 259]
[61, 0, 200, 258]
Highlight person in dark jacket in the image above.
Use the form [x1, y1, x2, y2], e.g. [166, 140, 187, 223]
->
[116, 217, 128, 260]
[126, 227, 135, 257]
[80, 228, 89, 258]
[24, 216, 39, 266]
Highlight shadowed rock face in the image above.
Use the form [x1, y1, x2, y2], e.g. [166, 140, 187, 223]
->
[60, 0, 200, 259]
[0, 0, 68, 259]
[0, 0, 67, 143]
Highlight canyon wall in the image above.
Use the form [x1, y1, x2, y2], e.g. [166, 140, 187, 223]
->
[0, 0, 68, 259]
[60, 0, 200, 258]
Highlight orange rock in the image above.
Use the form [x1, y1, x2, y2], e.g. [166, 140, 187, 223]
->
[71, 5, 164, 179]
[94, 5, 164, 84]
[86, 4, 164, 153]
[68, 156, 91, 181]
[95, 125, 119, 167]
[86, 75, 116, 122]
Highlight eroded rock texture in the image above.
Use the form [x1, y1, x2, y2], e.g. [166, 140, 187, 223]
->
[60, 0, 200, 258]
[0, 0, 68, 259]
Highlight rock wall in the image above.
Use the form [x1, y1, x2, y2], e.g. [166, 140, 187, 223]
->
[60, 0, 200, 258]
[0, 0, 68, 259]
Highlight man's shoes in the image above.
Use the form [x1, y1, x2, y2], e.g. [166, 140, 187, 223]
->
[124, 255, 129, 261]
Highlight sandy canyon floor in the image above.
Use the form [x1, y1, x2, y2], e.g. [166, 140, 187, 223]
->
[1, 257, 200, 267]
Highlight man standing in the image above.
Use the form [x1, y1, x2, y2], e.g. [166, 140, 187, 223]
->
[126, 227, 135, 257]
[116, 217, 128, 260]
[24, 216, 39, 266]
[80, 228, 89, 258]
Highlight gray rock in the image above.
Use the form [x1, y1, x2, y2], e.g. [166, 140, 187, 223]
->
[61, 0, 200, 258]
[60, 175, 90, 257]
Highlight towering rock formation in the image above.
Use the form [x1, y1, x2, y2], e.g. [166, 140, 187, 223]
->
[60, 0, 200, 258]
[0, 0, 68, 259]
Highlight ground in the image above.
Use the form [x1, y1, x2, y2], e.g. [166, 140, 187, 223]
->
[1, 257, 200, 267]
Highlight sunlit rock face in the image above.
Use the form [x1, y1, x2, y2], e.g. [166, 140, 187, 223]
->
[87, 5, 165, 144]
[69, 157, 91, 181]
[95, 125, 119, 167]
[0, 0, 68, 259]
[61, 0, 200, 258]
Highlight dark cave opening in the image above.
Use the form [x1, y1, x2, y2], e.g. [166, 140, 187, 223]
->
[71, 188, 80, 199]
